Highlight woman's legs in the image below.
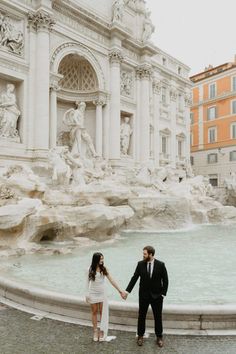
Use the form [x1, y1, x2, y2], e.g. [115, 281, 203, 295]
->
[98, 302, 104, 338]
[91, 303, 99, 331]
[91, 303, 101, 341]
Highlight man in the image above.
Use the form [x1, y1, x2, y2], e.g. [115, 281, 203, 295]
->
[124, 245, 168, 347]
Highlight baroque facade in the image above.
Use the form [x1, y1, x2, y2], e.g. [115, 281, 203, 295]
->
[0, 0, 191, 172]
[190, 58, 236, 186]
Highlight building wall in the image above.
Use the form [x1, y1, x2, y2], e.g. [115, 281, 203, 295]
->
[190, 64, 236, 186]
[0, 0, 191, 172]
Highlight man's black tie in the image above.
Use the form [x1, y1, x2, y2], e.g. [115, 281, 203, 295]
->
[148, 262, 151, 278]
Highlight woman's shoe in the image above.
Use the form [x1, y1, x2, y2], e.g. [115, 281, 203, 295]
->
[99, 336, 105, 342]
[93, 329, 99, 342]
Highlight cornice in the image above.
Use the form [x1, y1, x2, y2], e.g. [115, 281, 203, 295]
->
[0, 53, 29, 74]
[53, 0, 110, 35]
[191, 90, 236, 109]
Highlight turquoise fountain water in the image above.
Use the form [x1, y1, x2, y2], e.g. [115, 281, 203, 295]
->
[1, 224, 236, 305]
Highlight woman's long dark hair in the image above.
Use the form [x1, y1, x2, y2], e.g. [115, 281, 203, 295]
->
[89, 252, 108, 281]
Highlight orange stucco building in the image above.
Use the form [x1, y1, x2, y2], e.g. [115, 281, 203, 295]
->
[190, 59, 236, 186]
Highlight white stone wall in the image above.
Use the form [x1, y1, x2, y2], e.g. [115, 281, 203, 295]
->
[191, 147, 236, 186]
[0, 0, 191, 170]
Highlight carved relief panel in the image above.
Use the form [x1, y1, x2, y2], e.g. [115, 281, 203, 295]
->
[120, 70, 134, 98]
[0, 10, 24, 56]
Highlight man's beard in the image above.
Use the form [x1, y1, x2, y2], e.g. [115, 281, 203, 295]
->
[143, 256, 151, 262]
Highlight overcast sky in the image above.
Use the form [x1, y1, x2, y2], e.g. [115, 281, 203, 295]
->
[147, 0, 236, 75]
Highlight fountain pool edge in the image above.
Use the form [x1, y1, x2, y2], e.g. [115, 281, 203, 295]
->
[0, 276, 236, 334]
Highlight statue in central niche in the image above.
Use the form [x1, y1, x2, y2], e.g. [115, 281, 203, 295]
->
[63, 101, 97, 159]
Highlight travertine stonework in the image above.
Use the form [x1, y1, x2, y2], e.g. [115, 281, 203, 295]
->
[0, 0, 191, 175]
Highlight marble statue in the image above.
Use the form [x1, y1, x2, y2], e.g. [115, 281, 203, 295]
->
[120, 117, 133, 155]
[112, 0, 124, 23]
[49, 147, 71, 186]
[63, 102, 97, 159]
[0, 83, 20, 140]
[63, 152, 86, 186]
[0, 12, 24, 54]
[142, 10, 155, 42]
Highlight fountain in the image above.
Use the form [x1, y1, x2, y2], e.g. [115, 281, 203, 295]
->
[1, 146, 236, 332]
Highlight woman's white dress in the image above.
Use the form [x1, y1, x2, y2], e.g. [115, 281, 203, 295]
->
[86, 271, 116, 341]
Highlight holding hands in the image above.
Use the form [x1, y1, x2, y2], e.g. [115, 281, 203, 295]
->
[119, 290, 128, 300]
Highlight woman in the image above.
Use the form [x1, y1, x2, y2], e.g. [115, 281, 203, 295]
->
[86, 252, 124, 342]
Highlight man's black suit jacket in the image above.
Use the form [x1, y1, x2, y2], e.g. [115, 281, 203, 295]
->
[126, 259, 168, 300]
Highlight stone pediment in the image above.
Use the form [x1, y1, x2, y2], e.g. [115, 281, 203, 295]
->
[176, 132, 186, 140]
[160, 128, 171, 135]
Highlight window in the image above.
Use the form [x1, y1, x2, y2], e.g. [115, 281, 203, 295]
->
[162, 87, 167, 104]
[178, 66, 182, 75]
[208, 127, 217, 143]
[232, 76, 236, 91]
[207, 153, 218, 164]
[231, 122, 236, 139]
[207, 106, 217, 120]
[162, 57, 167, 66]
[209, 83, 216, 98]
[230, 151, 236, 161]
[190, 112, 194, 124]
[232, 100, 236, 114]
[178, 140, 182, 157]
[190, 156, 194, 165]
[161, 136, 167, 154]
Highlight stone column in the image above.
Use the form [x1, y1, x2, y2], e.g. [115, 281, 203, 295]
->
[26, 17, 37, 150]
[135, 75, 141, 162]
[184, 93, 192, 162]
[28, 11, 55, 152]
[136, 64, 152, 162]
[93, 99, 106, 156]
[109, 49, 123, 160]
[170, 88, 177, 167]
[152, 80, 161, 166]
[49, 81, 60, 148]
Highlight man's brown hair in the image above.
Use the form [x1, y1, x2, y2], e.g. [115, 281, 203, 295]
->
[143, 245, 155, 256]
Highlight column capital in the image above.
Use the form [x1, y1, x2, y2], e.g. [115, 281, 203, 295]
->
[109, 49, 124, 64]
[170, 88, 177, 102]
[28, 11, 56, 32]
[93, 99, 106, 106]
[136, 64, 153, 80]
[152, 79, 161, 94]
[50, 81, 61, 92]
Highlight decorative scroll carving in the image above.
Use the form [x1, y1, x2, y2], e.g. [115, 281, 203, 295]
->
[184, 94, 192, 107]
[28, 11, 55, 31]
[121, 71, 133, 97]
[152, 80, 161, 95]
[170, 88, 177, 102]
[0, 11, 24, 55]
